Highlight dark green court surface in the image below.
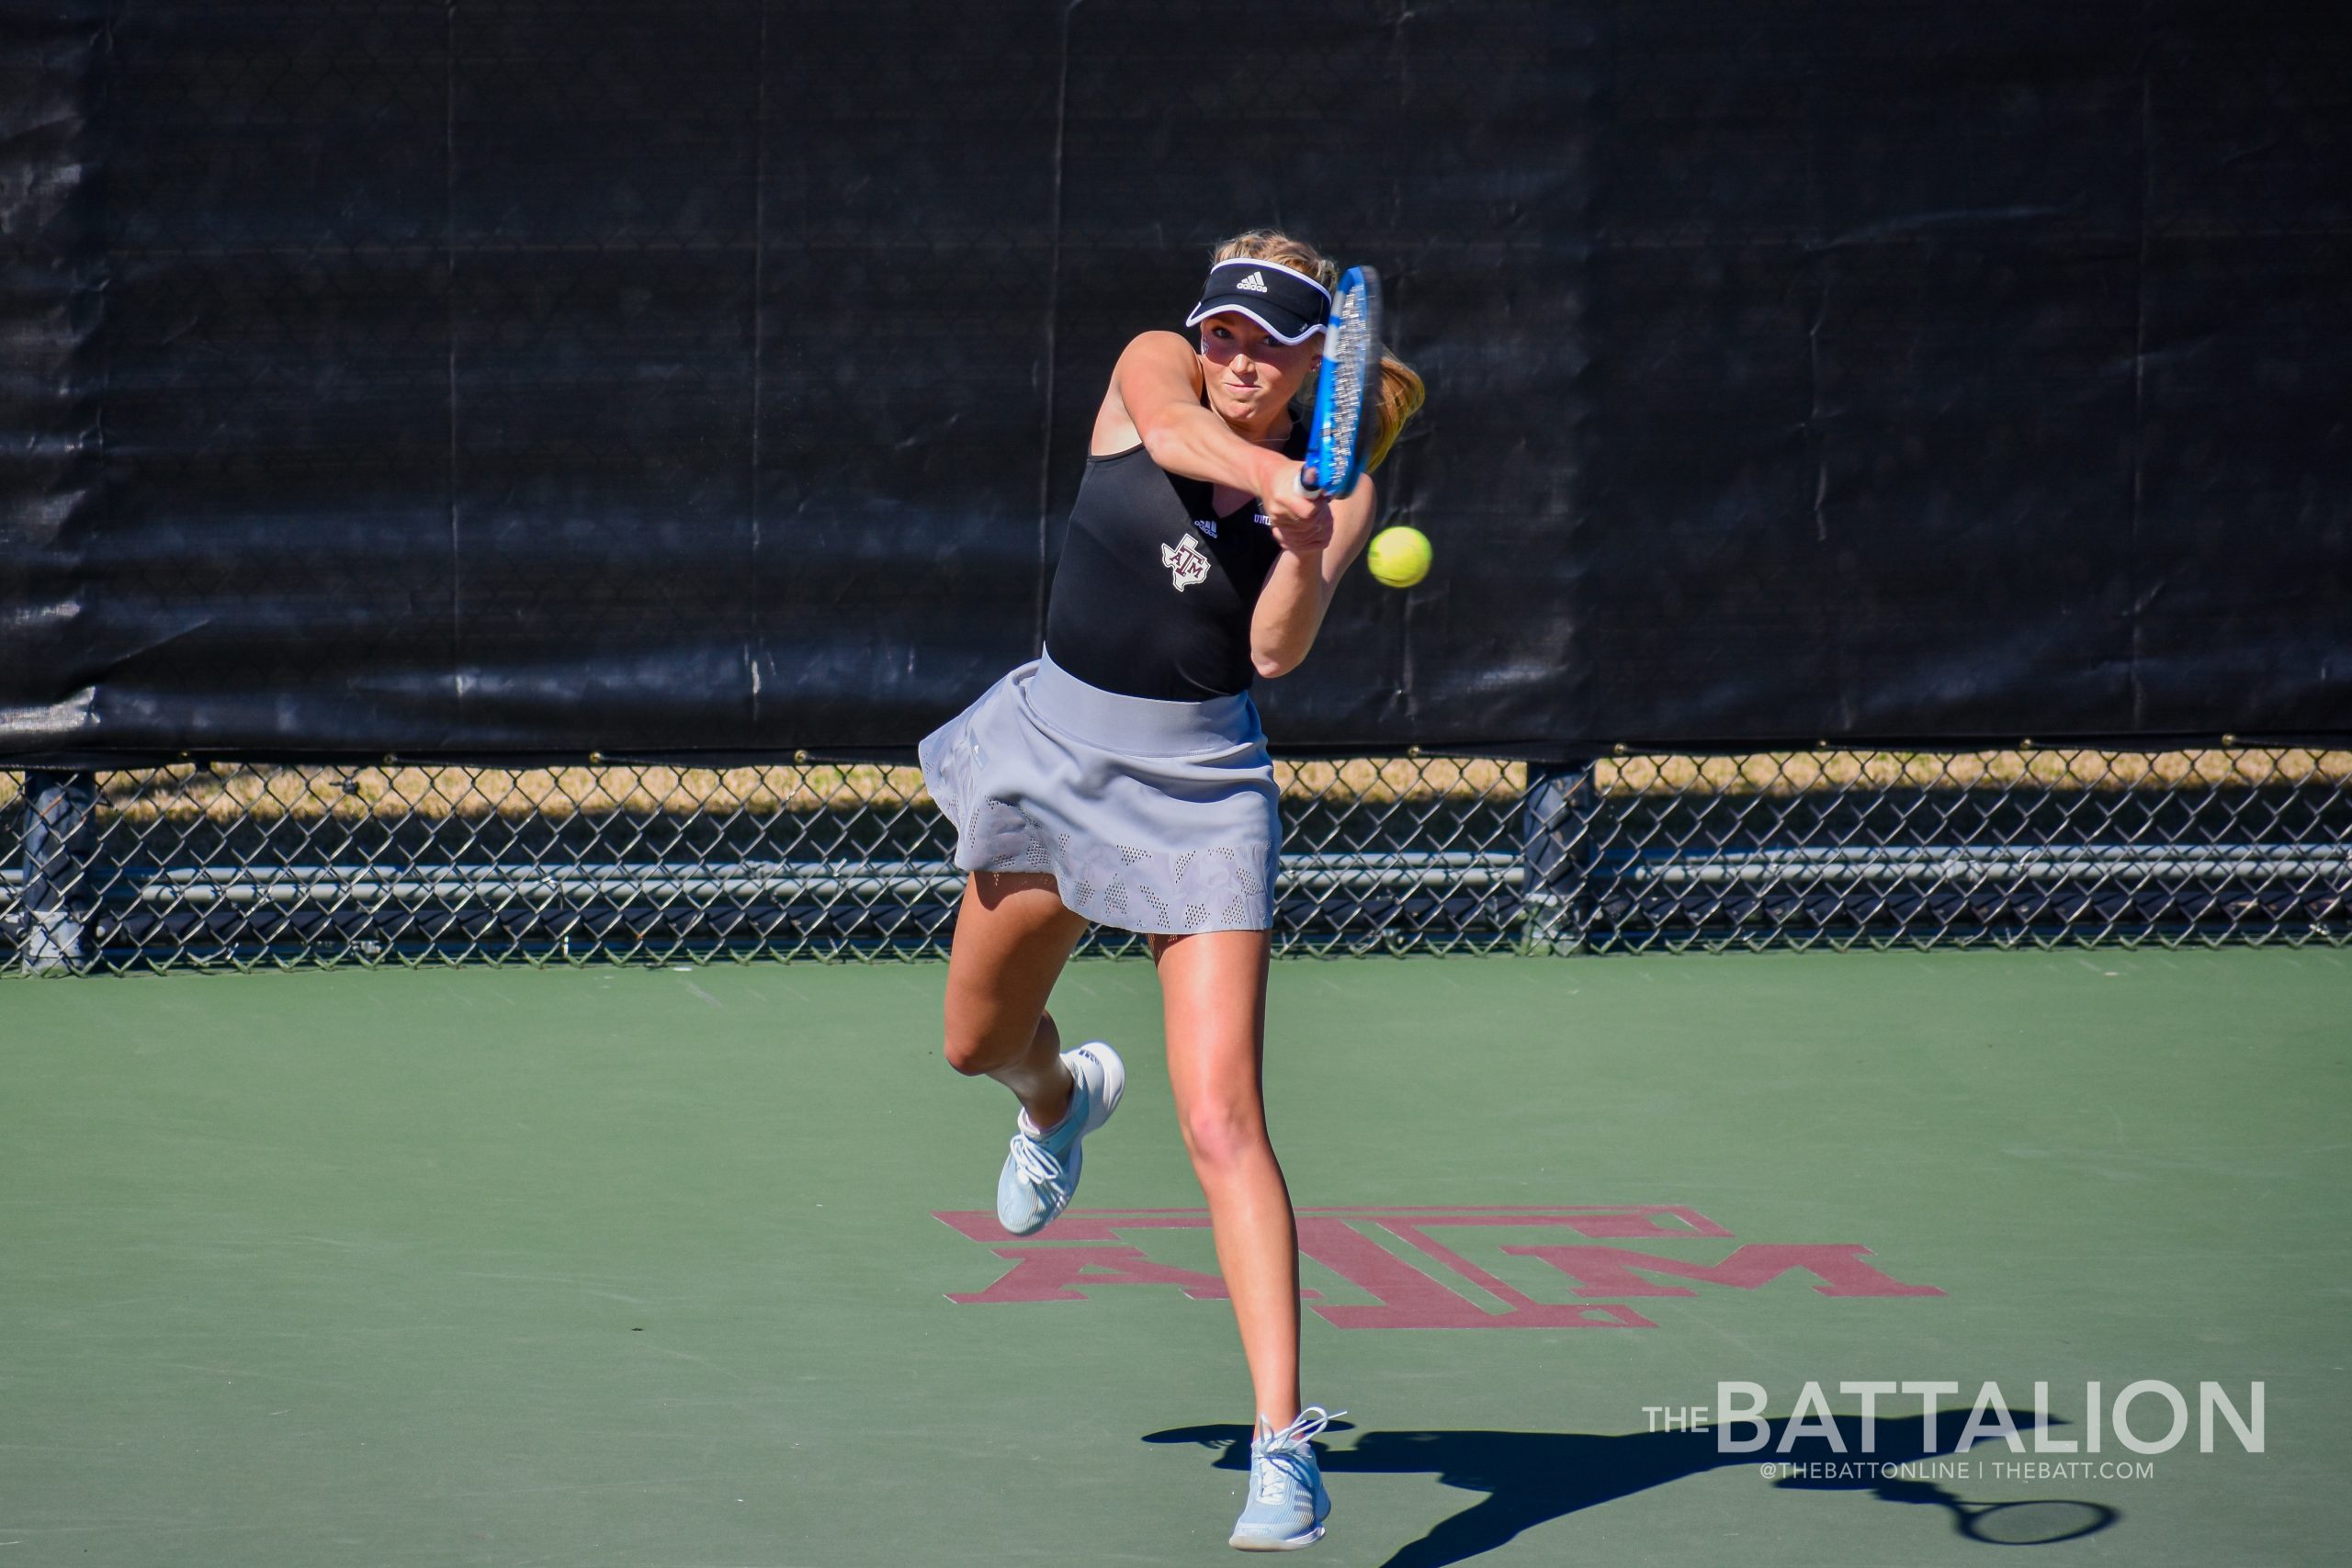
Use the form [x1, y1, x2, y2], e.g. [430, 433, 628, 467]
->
[4, 948, 2346, 1566]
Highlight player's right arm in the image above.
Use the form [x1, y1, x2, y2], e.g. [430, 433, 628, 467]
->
[1097, 332, 1317, 523]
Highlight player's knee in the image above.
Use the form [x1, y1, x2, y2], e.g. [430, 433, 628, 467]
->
[943, 1010, 1041, 1077]
[942, 1027, 1001, 1076]
[1179, 1099, 1268, 1172]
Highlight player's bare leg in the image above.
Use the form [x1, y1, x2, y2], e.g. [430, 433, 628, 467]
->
[943, 871, 1090, 1131]
[1150, 926, 1300, 1427]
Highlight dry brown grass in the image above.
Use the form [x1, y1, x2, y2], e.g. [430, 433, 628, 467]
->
[1596, 747, 2352, 795]
[2, 748, 2345, 824]
[1277, 758, 1523, 803]
[0, 762, 935, 826]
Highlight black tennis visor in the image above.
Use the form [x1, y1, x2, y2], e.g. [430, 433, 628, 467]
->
[1183, 258, 1331, 344]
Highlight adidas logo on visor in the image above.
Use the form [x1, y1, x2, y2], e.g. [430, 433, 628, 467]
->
[1235, 270, 1269, 293]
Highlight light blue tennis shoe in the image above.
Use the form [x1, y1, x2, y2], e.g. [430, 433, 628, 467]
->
[995, 1040, 1125, 1235]
[1230, 1406, 1344, 1551]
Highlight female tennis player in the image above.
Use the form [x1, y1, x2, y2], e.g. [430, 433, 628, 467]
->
[920, 231, 1423, 1551]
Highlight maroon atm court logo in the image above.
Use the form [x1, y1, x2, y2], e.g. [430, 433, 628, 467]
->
[932, 1205, 1943, 1328]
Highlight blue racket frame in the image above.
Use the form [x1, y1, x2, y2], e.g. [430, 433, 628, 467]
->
[1302, 265, 1382, 500]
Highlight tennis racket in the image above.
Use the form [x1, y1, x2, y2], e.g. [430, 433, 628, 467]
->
[1300, 265, 1382, 500]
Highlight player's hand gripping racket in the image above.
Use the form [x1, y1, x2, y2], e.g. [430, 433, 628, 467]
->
[1300, 265, 1382, 500]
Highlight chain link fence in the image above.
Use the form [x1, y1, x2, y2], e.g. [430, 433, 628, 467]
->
[7, 749, 2346, 972]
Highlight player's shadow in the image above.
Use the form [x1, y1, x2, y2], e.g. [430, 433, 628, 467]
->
[1143, 1409, 2119, 1567]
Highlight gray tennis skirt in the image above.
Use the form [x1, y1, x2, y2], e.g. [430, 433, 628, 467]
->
[918, 649, 1280, 934]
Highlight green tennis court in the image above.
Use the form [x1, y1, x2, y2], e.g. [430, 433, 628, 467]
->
[4, 947, 2342, 1566]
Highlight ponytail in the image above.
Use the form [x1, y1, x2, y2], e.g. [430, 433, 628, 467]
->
[1363, 351, 1426, 473]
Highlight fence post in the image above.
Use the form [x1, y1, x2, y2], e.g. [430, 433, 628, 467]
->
[19, 770, 98, 972]
[1521, 760, 1596, 954]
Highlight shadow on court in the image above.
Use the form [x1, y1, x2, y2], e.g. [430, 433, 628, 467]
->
[1144, 1411, 2119, 1566]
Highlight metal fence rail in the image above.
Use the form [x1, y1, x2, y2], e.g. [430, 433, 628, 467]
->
[6, 749, 2347, 972]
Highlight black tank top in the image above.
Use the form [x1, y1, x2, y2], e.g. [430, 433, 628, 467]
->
[1044, 416, 1308, 701]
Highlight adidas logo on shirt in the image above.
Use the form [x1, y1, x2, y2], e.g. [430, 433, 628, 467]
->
[1193, 518, 1219, 538]
[1235, 270, 1269, 294]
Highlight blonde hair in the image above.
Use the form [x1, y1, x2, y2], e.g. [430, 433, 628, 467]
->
[1210, 230, 1426, 473]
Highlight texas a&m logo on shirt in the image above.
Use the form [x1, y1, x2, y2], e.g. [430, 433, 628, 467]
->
[1161, 534, 1212, 592]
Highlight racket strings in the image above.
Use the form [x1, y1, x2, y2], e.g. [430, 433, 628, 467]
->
[1323, 295, 1373, 452]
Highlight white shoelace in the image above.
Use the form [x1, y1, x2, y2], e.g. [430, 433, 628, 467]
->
[1007, 1132, 1065, 1187]
[1252, 1406, 1345, 1505]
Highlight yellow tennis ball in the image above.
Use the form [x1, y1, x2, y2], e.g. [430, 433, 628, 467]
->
[1366, 525, 1431, 589]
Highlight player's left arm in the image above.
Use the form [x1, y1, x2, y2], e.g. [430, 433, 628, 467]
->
[1249, 473, 1379, 680]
